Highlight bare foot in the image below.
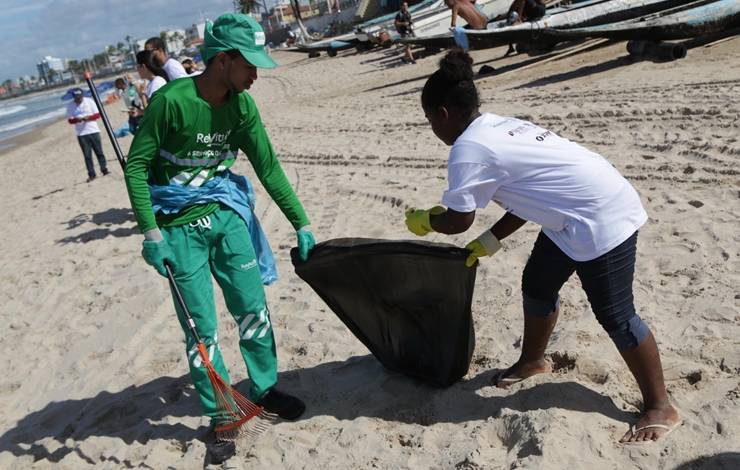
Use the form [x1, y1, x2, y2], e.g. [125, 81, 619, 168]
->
[619, 404, 681, 443]
[494, 359, 552, 388]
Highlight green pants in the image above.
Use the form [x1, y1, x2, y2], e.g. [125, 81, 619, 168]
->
[162, 206, 277, 419]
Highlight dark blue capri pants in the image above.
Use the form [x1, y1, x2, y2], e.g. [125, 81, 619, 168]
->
[521, 231, 650, 350]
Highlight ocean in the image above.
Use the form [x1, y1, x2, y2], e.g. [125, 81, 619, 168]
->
[0, 90, 70, 152]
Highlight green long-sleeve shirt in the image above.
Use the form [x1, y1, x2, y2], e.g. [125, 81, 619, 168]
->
[124, 77, 309, 233]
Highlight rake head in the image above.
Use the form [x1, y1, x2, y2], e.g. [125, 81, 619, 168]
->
[198, 344, 276, 440]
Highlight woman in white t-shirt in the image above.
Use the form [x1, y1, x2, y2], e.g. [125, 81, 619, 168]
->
[136, 50, 169, 105]
[404, 49, 679, 443]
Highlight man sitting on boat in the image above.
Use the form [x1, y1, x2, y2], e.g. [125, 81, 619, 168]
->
[504, 0, 547, 56]
[514, 0, 547, 22]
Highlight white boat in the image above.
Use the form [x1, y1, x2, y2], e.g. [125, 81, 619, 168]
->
[410, 0, 511, 38]
[289, 0, 448, 55]
[368, 0, 511, 45]
[401, 0, 700, 49]
[355, 0, 447, 42]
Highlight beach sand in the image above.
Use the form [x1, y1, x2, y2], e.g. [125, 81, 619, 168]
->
[0, 39, 739, 469]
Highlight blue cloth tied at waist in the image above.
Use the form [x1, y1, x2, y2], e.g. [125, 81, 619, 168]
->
[149, 171, 278, 285]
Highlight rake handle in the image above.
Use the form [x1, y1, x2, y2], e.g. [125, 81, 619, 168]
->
[165, 262, 204, 345]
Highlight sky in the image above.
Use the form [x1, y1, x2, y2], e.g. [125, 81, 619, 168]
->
[0, 0, 248, 81]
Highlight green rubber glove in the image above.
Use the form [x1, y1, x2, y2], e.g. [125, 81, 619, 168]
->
[464, 230, 502, 267]
[296, 227, 315, 262]
[405, 206, 446, 236]
[141, 239, 177, 277]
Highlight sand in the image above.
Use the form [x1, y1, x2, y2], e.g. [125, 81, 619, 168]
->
[0, 38, 739, 469]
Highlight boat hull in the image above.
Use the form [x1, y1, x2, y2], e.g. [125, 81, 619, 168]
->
[544, 0, 740, 41]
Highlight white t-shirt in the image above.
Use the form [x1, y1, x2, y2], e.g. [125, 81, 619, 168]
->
[66, 97, 100, 136]
[163, 58, 188, 80]
[441, 113, 647, 261]
[146, 76, 167, 98]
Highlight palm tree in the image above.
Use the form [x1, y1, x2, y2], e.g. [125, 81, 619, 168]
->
[93, 52, 108, 70]
[125, 35, 136, 63]
[67, 59, 84, 77]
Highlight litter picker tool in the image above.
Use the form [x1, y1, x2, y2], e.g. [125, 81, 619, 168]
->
[83, 72, 126, 171]
[83, 71, 272, 439]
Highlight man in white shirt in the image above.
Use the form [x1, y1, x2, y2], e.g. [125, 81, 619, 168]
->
[66, 88, 108, 182]
[144, 37, 188, 81]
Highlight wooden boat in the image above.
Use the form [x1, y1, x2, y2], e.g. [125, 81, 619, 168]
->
[543, 0, 740, 41]
[400, 0, 699, 50]
[288, 32, 360, 56]
[392, 0, 511, 41]
[287, 0, 447, 56]
[354, 0, 446, 42]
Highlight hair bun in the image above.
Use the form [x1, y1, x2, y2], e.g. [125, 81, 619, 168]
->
[438, 48, 474, 83]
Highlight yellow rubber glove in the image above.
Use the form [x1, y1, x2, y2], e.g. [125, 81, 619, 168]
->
[465, 230, 503, 267]
[404, 206, 446, 236]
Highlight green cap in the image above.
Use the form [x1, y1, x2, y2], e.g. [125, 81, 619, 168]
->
[201, 13, 277, 69]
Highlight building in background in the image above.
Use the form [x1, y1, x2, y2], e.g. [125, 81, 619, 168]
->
[36, 56, 66, 85]
[185, 22, 206, 55]
[186, 23, 206, 43]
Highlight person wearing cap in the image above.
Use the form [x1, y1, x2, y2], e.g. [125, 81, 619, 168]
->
[66, 88, 109, 182]
[124, 13, 315, 462]
[144, 37, 188, 81]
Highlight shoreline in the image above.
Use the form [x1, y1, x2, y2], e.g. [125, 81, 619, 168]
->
[0, 70, 134, 154]
[0, 119, 52, 157]
[0, 118, 56, 156]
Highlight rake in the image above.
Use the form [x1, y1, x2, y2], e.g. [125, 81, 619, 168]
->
[164, 263, 274, 439]
[82, 71, 273, 439]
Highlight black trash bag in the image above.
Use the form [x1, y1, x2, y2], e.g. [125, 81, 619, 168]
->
[291, 238, 477, 387]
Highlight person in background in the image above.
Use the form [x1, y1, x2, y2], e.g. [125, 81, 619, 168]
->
[66, 88, 108, 182]
[181, 57, 198, 75]
[124, 13, 315, 463]
[516, 0, 547, 21]
[394, 1, 416, 64]
[114, 77, 144, 134]
[405, 49, 681, 444]
[144, 37, 188, 80]
[446, 0, 488, 30]
[136, 50, 169, 105]
[504, 0, 547, 56]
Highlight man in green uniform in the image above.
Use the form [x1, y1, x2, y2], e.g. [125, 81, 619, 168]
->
[124, 13, 314, 461]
